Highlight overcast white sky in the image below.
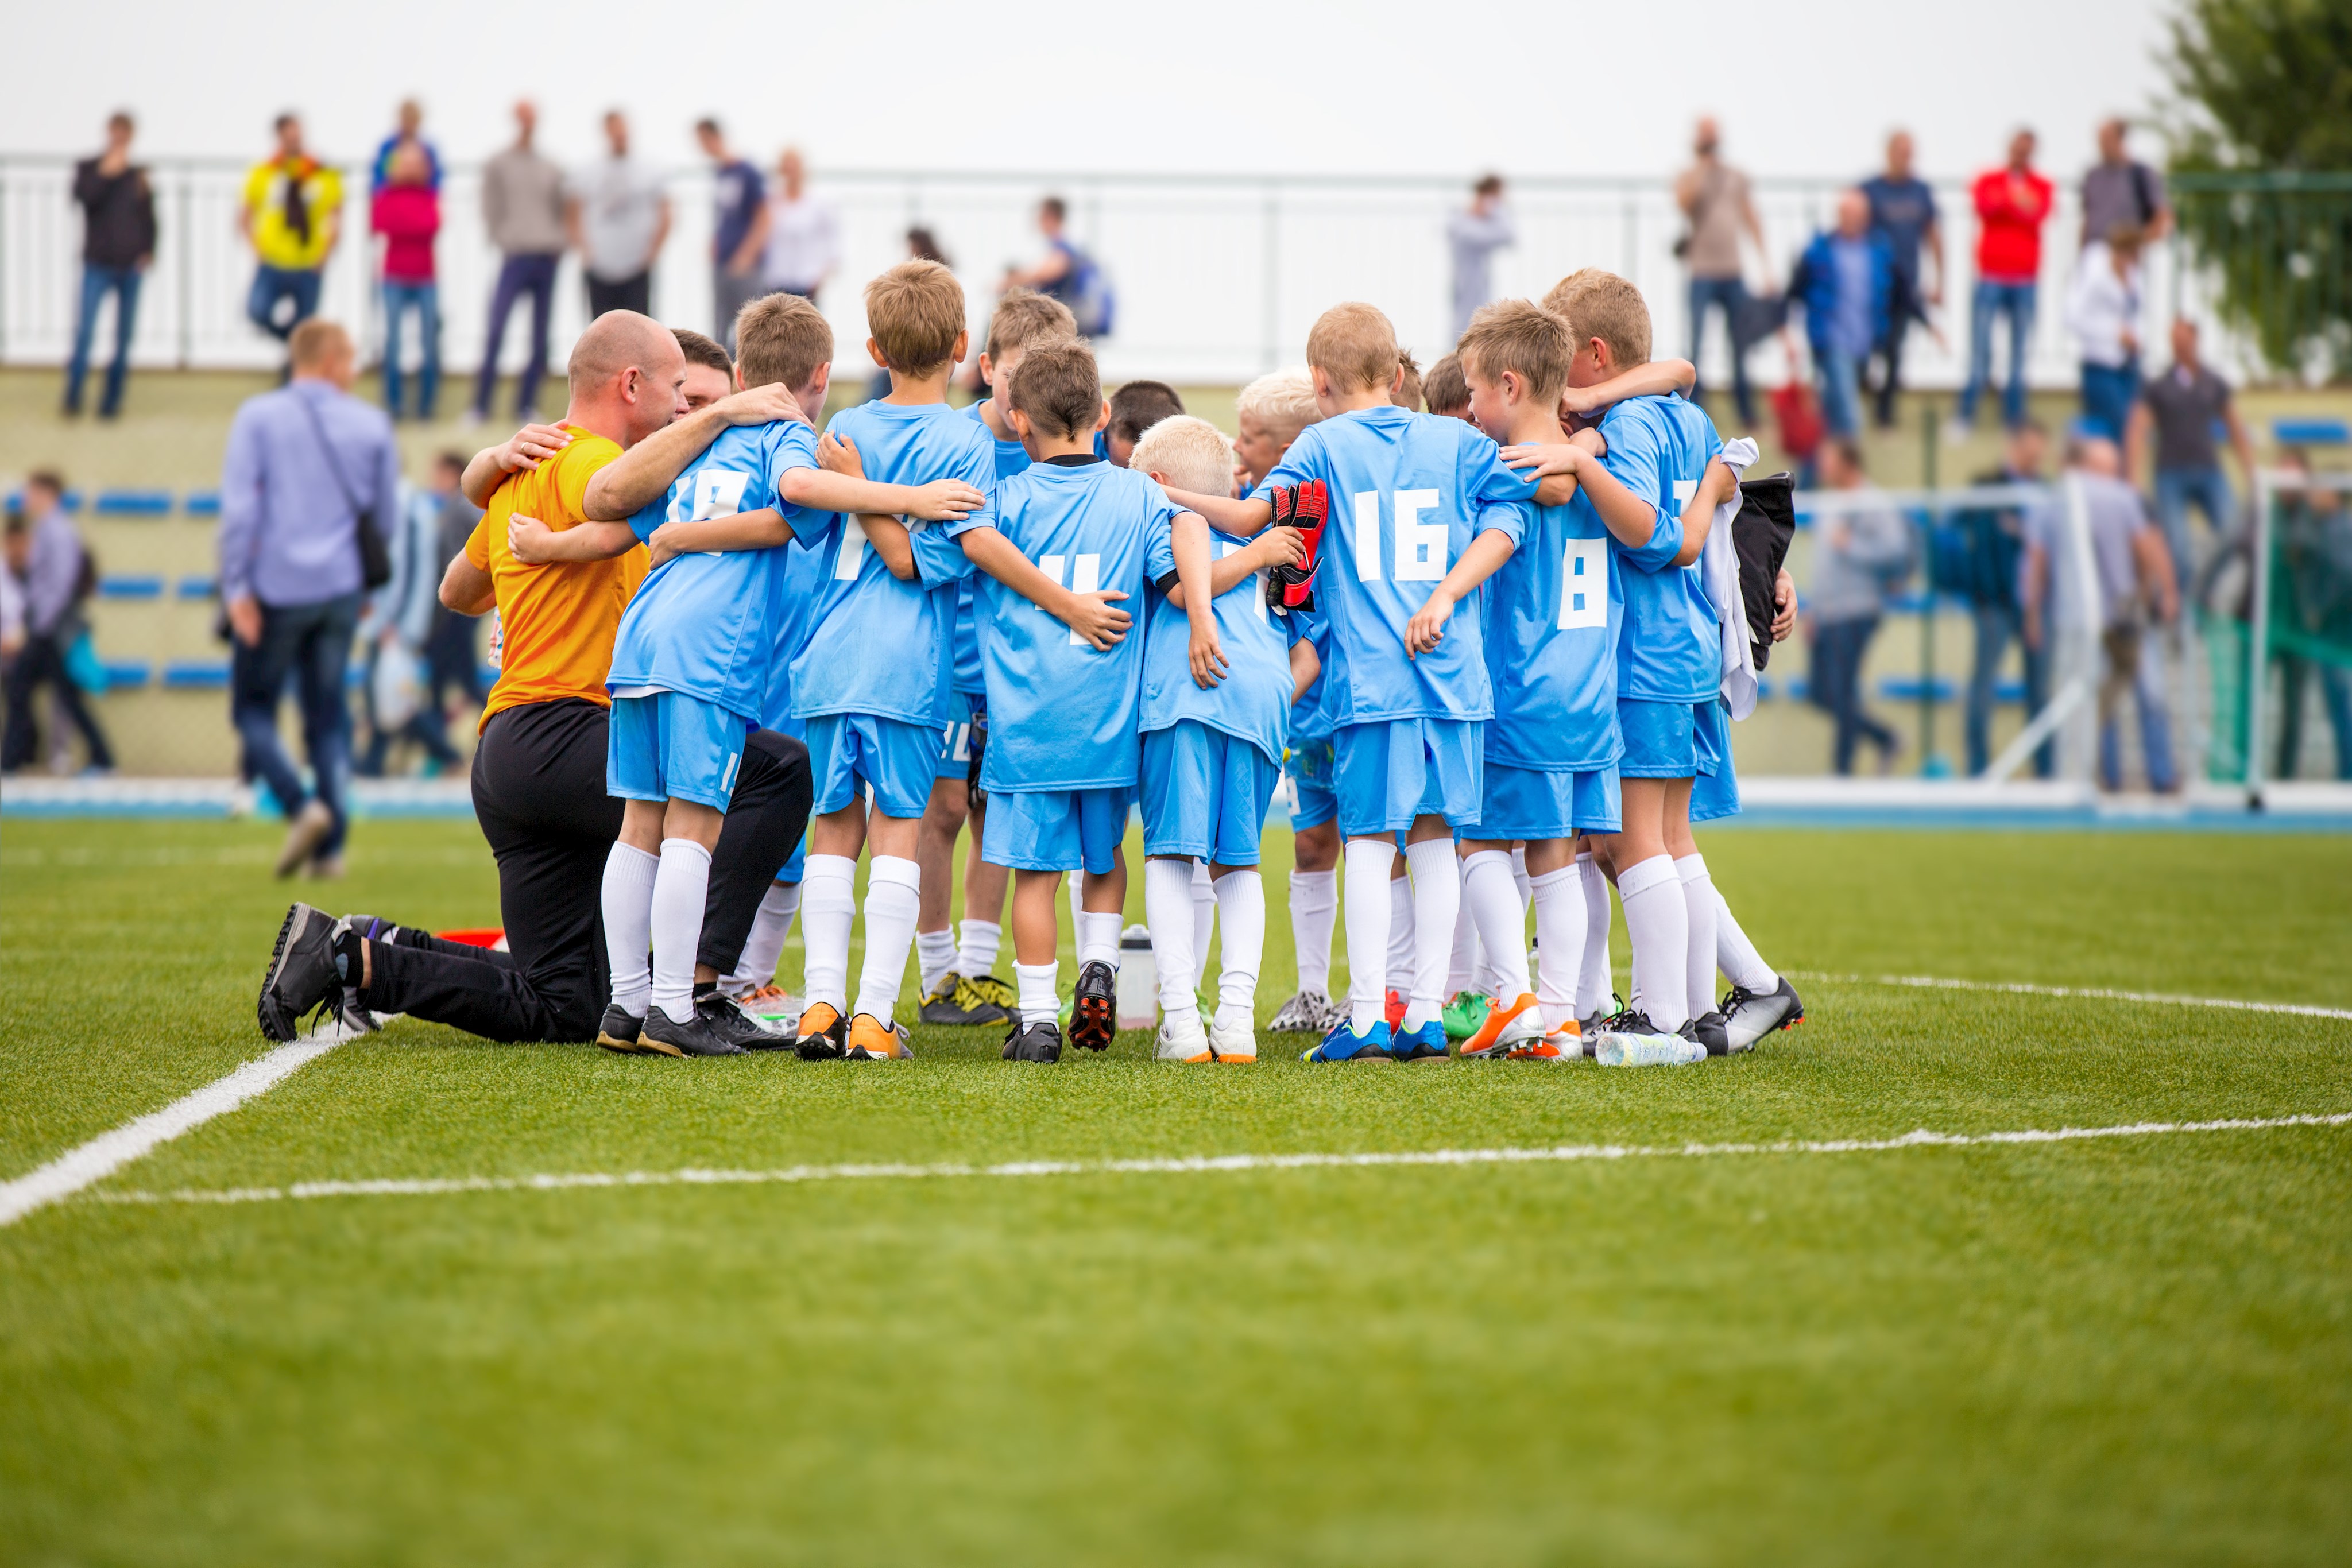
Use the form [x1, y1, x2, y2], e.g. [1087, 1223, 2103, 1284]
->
[11, 0, 2177, 179]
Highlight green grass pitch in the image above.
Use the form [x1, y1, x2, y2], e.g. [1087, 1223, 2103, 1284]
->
[3, 816, 2349, 1565]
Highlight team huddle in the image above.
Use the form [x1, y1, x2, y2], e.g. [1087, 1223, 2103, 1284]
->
[261, 256, 1809, 1067]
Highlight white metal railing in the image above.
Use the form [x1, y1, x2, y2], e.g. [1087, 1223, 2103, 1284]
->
[1, 156, 2258, 391]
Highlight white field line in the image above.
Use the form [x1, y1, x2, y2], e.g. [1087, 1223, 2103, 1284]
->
[1791, 970, 2352, 1023]
[89, 1112, 2352, 1210]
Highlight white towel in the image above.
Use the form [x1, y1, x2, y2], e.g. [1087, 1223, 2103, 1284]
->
[1705, 436, 1763, 719]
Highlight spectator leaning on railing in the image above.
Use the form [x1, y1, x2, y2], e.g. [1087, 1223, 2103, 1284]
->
[1958, 129, 2053, 434]
[370, 99, 441, 193]
[2066, 222, 2145, 442]
[760, 148, 839, 308]
[242, 114, 342, 350]
[64, 112, 155, 421]
[219, 319, 400, 877]
[1859, 130, 1943, 430]
[1446, 174, 1514, 341]
[1, 473, 113, 776]
[372, 143, 442, 421]
[1805, 440, 1913, 775]
[2080, 116, 2171, 250]
[1959, 419, 2053, 778]
[1674, 116, 1770, 425]
[2124, 318, 2256, 594]
[473, 101, 568, 423]
[1790, 190, 1894, 442]
[698, 119, 768, 350]
[569, 110, 669, 320]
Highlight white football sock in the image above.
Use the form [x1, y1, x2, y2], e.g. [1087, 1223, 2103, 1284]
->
[799, 854, 857, 1014]
[1511, 845, 1532, 906]
[1676, 854, 1720, 1022]
[1529, 865, 1585, 1031]
[1190, 860, 1216, 987]
[1462, 849, 1533, 1001]
[1576, 853, 1614, 1017]
[852, 855, 922, 1027]
[1385, 872, 1415, 997]
[956, 917, 1001, 980]
[649, 838, 713, 1025]
[723, 879, 800, 994]
[1445, 862, 1480, 997]
[1067, 872, 1085, 951]
[916, 928, 957, 993]
[598, 841, 659, 1018]
[1015, 961, 1060, 1028]
[1715, 889, 1778, 992]
[1289, 868, 1337, 994]
[1618, 854, 1690, 1033]
[1403, 837, 1461, 1029]
[1144, 858, 1200, 1024]
[1076, 906, 1123, 969]
[1343, 838, 1396, 1032]
[1212, 868, 1264, 1027]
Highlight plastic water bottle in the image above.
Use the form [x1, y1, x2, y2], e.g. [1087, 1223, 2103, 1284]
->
[1116, 924, 1158, 1031]
[1594, 1028, 1707, 1067]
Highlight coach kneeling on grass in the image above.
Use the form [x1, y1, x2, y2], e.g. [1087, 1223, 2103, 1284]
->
[257, 310, 813, 1051]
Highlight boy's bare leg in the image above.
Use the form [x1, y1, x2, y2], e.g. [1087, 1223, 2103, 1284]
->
[1273, 820, 1343, 1032]
[914, 778, 969, 1000]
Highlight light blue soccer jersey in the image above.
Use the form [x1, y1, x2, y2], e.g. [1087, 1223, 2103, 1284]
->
[608, 420, 825, 722]
[757, 533, 831, 731]
[955, 458, 1169, 792]
[1140, 518, 1300, 767]
[1482, 490, 1641, 773]
[1597, 394, 1722, 703]
[1255, 405, 1534, 726]
[952, 401, 1034, 696]
[787, 400, 996, 727]
[1286, 604, 1336, 746]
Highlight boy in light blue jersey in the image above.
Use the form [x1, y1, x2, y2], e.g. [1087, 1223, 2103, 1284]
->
[1128, 416, 1308, 1064]
[912, 289, 1079, 1028]
[1163, 303, 1572, 1064]
[946, 339, 1193, 1063]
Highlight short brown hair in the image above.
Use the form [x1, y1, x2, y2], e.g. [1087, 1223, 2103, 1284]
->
[1422, 353, 1469, 416]
[1008, 339, 1102, 440]
[25, 469, 66, 499]
[1305, 302, 1399, 395]
[1544, 269, 1651, 367]
[671, 327, 732, 377]
[864, 260, 966, 375]
[1393, 350, 1423, 412]
[733, 293, 833, 391]
[288, 318, 351, 370]
[1456, 300, 1574, 404]
[987, 288, 1077, 360]
[1108, 380, 1185, 444]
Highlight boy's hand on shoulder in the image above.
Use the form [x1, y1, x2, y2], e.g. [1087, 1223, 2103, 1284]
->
[506, 513, 555, 564]
[1499, 441, 1584, 478]
[646, 521, 686, 569]
[1189, 622, 1229, 689]
[817, 431, 864, 479]
[1063, 589, 1132, 651]
[494, 424, 571, 475]
[907, 478, 988, 522]
[1569, 428, 1608, 457]
[717, 382, 806, 428]
[1404, 587, 1459, 657]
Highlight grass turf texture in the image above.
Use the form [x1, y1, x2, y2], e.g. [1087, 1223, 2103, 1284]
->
[3, 818, 2349, 1564]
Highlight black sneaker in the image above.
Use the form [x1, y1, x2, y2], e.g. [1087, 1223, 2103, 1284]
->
[258, 902, 345, 1041]
[1720, 977, 1805, 1053]
[919, 971, 1006, 1026]
[595, 1005, 646, 1054]
[696, 991, 776, 1052]
[1686, 1010, 1731, 1058]
[1003, 1019, 1064, 1063]
[639, 1005, 746, 1058]
[1068, 959, 1117, 1051]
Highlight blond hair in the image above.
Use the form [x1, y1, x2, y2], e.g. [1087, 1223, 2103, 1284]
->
[986, 288, 1078, 360]
[734, 292, 833, 392]
[1129, 415, 1236, 498]
[1456, 300, 1574, 404]
[864, 259, 966, 375]
[1544, 269, 1651, 367]
[1237, 367, 1320, 432]
[1008, 339, 1102, 440]
[1305, 301, 1398, 394]
[289, 317, 351, 371]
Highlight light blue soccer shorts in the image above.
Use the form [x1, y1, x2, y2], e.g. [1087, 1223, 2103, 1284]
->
[1618, 698, 1704, 779]
[982, 785, 1134, 874]
[1475, 762, 1622, 839]
[934, 688, 980, 783]
[803, 711, 938, 819]
[1140, 720, 1282, 865]
[607, 690, 748, 812]
[1286, 735, 1338, 832]
[1689, 700, 1740, 823]
[1331, 716, 1482, 838]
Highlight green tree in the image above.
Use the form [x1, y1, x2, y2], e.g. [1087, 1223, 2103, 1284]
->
[2163, 0, 2352, 378]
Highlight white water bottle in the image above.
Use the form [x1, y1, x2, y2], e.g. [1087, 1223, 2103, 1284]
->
[1116, 924, 1158, 1031]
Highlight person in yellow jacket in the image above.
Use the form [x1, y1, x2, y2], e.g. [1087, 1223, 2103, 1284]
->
[243, 114, 343, 346]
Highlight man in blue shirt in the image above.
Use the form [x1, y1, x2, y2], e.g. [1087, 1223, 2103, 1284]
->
[1792, 191, 1895, 439]
[697, 119, 768, 353]
[1860, 131, 1943, 429]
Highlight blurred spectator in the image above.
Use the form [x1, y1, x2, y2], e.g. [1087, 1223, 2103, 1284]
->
[1, 521, 23, 660]
[63, 112, 154, 420]
[371, 143, 441, 420]
[2125, 318, 2256, 593]
[370, 99, 441, 192]
[1004, 196, 1111, 336]
[2, 474, 111, 775]
[1447, 173, 1515, 340]
[1960, 420, 2053, 777]
[1806, 440, 1912, 773]
[218, 320, 399, 877]
[1674, 117, 1769, 425]
[421, 451, 486, 737]
[760, 148, 839, 307]
[2272, 451, 2352, 780]
[242, 114, 341, 348]
[570, 111, 670, 319]
[1860, 130, 1943, 429]
[2066, 223, 2145, 441]
[473, 101, 567, 421]
[1958, 130, 2053, 433]
[2024, 436, 2177, 793]
[698, 119, 769, 350]
[358, 458, 461, 777]
[2080, 117, 2171, 250]
[1790, 189, 1893, 440]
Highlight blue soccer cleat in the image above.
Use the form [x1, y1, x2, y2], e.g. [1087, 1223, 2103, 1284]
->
[1389, 1018, 1451, 1062]
[1302, 1017, 1393, 1063]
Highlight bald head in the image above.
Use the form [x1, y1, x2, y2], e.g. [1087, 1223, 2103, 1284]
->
[565, 311, 688, 447]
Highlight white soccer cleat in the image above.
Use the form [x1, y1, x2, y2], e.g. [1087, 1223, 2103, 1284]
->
[1155, 1012, 1214, 1063]
[1208, 1017, 1258, 1062]
[1720, 978, 1805, 1052]
[1267, 989, 1339, 1035]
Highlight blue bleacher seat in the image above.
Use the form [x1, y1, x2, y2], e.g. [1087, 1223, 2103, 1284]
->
[98, 661, 152, 689]
[177, 575, 218, 599]
[1879, 675, 1959, 703]
[1995, 678, 2026, 704]
[6, 490, 83, 513]
[93, 490, 173, 517]
[2272, 417, 2349, 447]
[183, 491, 221, 517]
[96, 576, 165, 599]
[161, 660, 231, 690]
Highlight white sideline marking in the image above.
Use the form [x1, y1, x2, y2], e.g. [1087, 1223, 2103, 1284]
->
[1796, 970, 2352, 1023]
[0, 1020, 362, 1229]
[90, 1112, 2352, 1210]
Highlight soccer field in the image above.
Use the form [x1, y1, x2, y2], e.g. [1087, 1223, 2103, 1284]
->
[3, 818, 2349, 1564]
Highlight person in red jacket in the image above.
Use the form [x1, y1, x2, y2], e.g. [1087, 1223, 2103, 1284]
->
[1958, 128, 2054, 432]
[371, 142, 442, 419]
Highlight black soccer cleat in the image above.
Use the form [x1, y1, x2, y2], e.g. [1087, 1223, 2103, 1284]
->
[1685, 1010, 1731, 1058]
[258, 902, 344, 1042]
[695, 991, 777, 1052]
[1003, 1019, 1065, 1063]
[595, 1005, 647, 1054]
[639, 1005, 746, 1058]
[1067, 959, 1117, 1051]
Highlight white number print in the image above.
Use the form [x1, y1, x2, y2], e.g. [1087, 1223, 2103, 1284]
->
[1558, 539, 1608, 630]
[1349, 489, 1450, 583]
[833, 514, 871, 582]
[668, 467, 752, 524]
[1040, 552, 1104, 645]
[1672, 478, 1700, 571]
[1351, 491, 1382, 583]
[1217, 540, 1268, 621]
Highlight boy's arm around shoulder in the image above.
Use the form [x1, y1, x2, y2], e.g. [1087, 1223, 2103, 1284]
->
[956, 525, 1131, 649]
[580, 384, 808, 522]
[1669, 458, 1740, 569]
[646, 508, 792, 568]
[1561, 359, 1697, 420]
[508, 514, 638, 566]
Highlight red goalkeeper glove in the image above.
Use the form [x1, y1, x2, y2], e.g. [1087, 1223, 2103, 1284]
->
[1262, 480, 1328, 615]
